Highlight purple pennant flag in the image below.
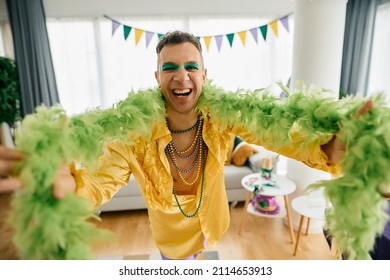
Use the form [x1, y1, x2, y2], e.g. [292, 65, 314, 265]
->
[249, 28, 258, 44]
[280, 16, 290, 32]
[145, 31, 154, 48]
[215, 35, 223, 52]
[112, 20, 121, 36]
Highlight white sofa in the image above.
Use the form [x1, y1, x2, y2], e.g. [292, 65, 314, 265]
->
[98, 146, 279, 212]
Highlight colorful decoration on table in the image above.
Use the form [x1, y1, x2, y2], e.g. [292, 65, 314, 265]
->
[10, 80, 390, 259]
[105, 13, 291, 52]
[252, 186, 280, 215]
[251, 157, 279, 216]
[261, 157, 273, 179]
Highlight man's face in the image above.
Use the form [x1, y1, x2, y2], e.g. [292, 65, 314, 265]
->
[155, 42, 207, 115]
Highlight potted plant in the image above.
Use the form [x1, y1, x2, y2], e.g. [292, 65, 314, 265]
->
[0, 56, 21, 146]
[0, 56, 21, 125]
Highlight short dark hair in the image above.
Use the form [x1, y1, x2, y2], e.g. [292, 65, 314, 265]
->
[156, 31, 203, 55]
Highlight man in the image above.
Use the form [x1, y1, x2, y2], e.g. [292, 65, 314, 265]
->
[0, 31, 371, 260]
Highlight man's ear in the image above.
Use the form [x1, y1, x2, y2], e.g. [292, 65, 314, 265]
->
[154, 71, 160, 85]
[203, 68, 207, 83]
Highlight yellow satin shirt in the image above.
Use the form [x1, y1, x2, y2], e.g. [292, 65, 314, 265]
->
[73, 114, 340, 259]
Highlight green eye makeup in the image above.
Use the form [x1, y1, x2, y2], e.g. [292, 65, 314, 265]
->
[184, 63, 200, 70]
[161, 63, 200, 71]
[161, 63, 179, 71]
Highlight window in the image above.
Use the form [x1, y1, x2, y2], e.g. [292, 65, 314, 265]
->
[368, 2, 390, 106]
[47, 20, 101, 115]
[0, 25, 5, 56]
[47, 16, 293, 115]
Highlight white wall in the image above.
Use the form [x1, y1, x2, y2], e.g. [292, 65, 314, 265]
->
[0, 0, 294, 19]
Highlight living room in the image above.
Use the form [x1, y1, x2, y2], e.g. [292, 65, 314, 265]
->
[1, 0, 390, 267]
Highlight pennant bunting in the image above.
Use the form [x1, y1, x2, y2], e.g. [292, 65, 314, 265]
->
[215, 35, 223, 52]
[280, 16, 290, 32]
[134, 28, 144, 45]
[112, 20, 121, 36]
[123, 25, 132, 40]
[249, 28, 258, 44]
[269, 20, 279, 37]
[107, 13, 292, 51]
[238, 31, 247, 46]
[259, 25, 268, 41]
[203, 36, 212, 51]
[145, 31, 154, 48]
[226, 33, 235, 47]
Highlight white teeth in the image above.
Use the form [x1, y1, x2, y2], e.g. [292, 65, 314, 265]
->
[173, 89, 191, 95]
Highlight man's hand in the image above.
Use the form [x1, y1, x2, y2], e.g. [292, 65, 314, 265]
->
[53, 163, 76, 199]
[322, 100, 374, 164]
[0, 146, 23, 192]
[0, 145, 76, 198]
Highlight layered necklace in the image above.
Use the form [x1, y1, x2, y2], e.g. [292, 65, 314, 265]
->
[165, 117, 206, 218]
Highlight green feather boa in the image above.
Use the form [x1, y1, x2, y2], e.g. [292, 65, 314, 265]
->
[10, 81, 390, 259]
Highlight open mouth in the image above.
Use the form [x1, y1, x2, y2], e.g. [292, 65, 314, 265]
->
[173, 88, 192, 97]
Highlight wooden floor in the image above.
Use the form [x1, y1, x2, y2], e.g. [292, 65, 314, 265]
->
[90, 202, 337, 260]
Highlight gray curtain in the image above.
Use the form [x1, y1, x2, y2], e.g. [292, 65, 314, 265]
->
[6, 0, 59, 117]
[340, 0, 379, 96]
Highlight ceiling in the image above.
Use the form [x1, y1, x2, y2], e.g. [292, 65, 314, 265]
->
[0, 0, 294, 19]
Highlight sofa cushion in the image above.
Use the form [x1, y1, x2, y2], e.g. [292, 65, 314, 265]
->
[223, 164, 254, 190]
[226, 134, 258, 166]
[231, 141, 258, 166]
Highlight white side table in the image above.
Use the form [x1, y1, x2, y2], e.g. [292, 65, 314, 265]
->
[239, 173, 297, 244]
[291, 195, 326, 256]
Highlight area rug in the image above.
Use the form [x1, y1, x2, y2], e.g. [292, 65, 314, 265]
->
[98, 251, 219, 260]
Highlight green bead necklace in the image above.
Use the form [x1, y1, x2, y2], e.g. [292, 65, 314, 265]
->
[172, 141, 206, 218]
[168, 118, 200, 134]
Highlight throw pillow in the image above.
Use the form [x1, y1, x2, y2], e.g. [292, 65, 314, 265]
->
[231, 136, 258, 167]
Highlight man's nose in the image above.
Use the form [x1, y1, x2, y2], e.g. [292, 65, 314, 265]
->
[173, 67, 190, 82]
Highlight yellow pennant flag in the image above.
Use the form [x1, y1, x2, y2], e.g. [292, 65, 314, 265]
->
[203, 36, 212, 51]
[269, 20, 278, 37]
[135, 28, 144, 45]
[237, 31, 247, 46]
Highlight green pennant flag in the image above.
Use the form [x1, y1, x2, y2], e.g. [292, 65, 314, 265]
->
[226, 33, 235, 47]
[259, 25, 268, 41]
[123, 25, 132, 40]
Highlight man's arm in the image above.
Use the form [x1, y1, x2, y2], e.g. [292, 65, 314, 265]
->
[0, 145, 76, 197]
[1, 139, 132, 207]
[321, 100, 374, 164]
